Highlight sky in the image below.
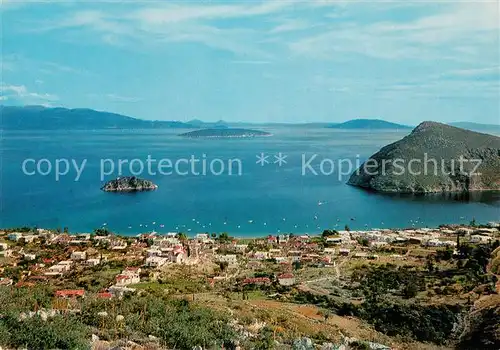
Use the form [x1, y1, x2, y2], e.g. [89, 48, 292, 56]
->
[0, 0, 499, 124]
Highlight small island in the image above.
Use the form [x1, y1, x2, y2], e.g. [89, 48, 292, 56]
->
[179, 128, 272, 138]
[101, 176, 158, 192]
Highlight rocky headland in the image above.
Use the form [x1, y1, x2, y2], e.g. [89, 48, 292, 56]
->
[348, 121, 500, 193]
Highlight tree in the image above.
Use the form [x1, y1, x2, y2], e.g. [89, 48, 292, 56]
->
[219, 261, 229, 272]
[218, 232, 230, 244]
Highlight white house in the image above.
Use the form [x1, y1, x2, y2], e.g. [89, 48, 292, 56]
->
[278, 273, 296, 286]
[85, 258, 101, 266]
[216, 254, 238, 265]
[71, 251, 87, 260]
[145, 256, 168, 268]
[115, 273, 140, 286]
[23, 253, 37, 261]
[470, 235, 492, 243]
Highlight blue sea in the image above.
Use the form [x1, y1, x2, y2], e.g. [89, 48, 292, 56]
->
[1, 128, 499, 236]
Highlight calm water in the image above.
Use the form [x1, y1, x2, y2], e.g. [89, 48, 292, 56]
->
[1, 128, 499, 236]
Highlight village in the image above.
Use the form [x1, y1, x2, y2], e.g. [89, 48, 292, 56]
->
[1, 223, 498, 300]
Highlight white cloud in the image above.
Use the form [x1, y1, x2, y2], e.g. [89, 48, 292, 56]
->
[289, 2, 500, 62]
[0, 83, 59, 105]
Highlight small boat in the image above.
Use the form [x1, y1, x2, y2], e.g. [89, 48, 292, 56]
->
[248, 220, 253, 223]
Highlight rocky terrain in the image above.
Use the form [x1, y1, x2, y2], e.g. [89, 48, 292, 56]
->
[348, 121, 500, 193]
[101, 176, 158, 192]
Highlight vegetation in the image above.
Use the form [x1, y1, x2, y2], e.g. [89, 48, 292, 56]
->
[0, 287, 236, 350]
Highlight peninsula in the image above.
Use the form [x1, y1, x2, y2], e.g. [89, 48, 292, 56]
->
[101, 176, 158, 192]
[179, 128, 272, 138]
[348, 121, 500, 193]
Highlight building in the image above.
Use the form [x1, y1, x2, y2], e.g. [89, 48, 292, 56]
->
[339, 248, 350, 256]
[267, 235, 277, 245]
[277, 273, 296, 286]
[278, 234, 289, 244]
[216, 254, 238, 265]
[325, 237, 342, 245]
[145, 256, 168, 268]
[71, 251, 87, 260]
[85, 258, 101, 266]
[115, 273, 140, 286]
[171, 246, 187, 264]
[23, 253, 37, 261]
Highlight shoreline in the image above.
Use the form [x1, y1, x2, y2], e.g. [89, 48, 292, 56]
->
[3, 220, 498, 239]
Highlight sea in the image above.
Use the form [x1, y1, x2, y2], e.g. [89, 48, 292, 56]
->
[1, 127, 499, 237]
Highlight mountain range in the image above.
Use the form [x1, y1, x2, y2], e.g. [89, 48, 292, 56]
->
[326, 119, 411, 130]
[1, 106, 498, 134]
[0, 105, 194, 130]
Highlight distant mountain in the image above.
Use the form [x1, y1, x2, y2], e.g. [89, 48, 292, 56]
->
[187, 119, 229, 129]
[348, 121, 500, 193]
[448, 122, 500, 135]
[179, 128, 271, 138]
[0, 105, 194, 130]
[327, 119, 411, 130]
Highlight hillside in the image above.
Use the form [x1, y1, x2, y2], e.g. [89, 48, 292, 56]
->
[327, 119, 411, 130]
[0, 105, 194, 130]
[179, 128, 271, 138]
[348, 121, 500, 193]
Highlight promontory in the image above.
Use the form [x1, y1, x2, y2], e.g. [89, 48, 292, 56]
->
[179, 128, 271, 138]
[101, 176, 158, 192]
[348, 121, 500, 193]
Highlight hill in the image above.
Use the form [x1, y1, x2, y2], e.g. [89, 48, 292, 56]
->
[0, 105, 194, 130]
[327, 119, 411, 130]
[179, 128, 271, 138]
[187, 119, 229, 129]
[449, 122, 500, 135]
[348, 121, 500, 193]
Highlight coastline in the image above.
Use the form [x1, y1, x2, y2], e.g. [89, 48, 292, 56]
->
[3, 220, 498, 239]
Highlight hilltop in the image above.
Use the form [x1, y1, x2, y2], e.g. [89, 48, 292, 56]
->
[327, 119, 411, 130]
[348, 121, 500, 193]
[0, 105, 194, 130]
[179, 128, 271, 138]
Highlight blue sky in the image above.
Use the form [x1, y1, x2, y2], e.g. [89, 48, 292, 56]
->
[1, 0, 499, 124]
